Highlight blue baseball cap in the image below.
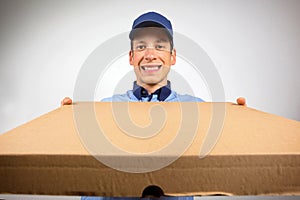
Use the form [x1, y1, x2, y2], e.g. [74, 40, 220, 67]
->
[129, 12, 173, 40]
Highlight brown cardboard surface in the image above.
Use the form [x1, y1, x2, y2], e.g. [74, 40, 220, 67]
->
[0, 102, 299, 197]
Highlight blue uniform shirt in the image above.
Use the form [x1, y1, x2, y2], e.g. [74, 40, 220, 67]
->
[101, 81, 204, 102]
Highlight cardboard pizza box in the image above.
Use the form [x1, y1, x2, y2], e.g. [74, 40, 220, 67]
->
[0, 102, 299, 197]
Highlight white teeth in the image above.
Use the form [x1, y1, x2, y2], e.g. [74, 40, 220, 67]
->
[142, 65, 161, 71]
[145, 66, 159, 70]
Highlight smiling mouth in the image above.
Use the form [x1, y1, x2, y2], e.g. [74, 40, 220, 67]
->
[140, 65, 162, 72]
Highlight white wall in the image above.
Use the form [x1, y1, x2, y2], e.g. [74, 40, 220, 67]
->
[1, 0, 300, 135]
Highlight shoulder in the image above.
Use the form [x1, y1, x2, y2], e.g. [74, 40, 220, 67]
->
[166, 91, 205, 102]
[176, 94, 204, 102]
[100, 91, 138, 102]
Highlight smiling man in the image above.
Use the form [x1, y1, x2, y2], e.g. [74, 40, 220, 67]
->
[100, 12, 204, 102]
[62, 11, 246, 105]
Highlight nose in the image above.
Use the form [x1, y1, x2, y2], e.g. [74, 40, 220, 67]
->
[144, 48, 157, 61]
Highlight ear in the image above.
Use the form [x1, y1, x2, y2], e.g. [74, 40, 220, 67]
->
[129, 50, 134, 65]
[171, 48, 176, 65]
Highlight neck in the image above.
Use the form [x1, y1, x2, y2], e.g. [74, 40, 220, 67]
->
[137, 81, 168, 94]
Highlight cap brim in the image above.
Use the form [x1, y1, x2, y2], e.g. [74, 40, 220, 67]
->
[129, 21, 173, 40]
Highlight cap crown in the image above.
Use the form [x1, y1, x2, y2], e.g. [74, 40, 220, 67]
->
[130, 12, 173, 39]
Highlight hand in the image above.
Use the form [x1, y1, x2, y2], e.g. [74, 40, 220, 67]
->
[236, 97, 246, 106]
[61, 97, 72, 106]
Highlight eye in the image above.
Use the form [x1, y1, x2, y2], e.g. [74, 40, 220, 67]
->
[135, 45, 146, 51]
[155, 45, 165, 51]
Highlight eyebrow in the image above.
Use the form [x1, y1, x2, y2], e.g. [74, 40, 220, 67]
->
[134, 41, 146, 44]
[134, 39, 169, 44]
[156, 39, 168, 43]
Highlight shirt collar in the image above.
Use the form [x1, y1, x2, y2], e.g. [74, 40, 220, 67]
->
[133, 81, 172, 101]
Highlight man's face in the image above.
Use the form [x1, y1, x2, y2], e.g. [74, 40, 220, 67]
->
[129, 27, 176, 89]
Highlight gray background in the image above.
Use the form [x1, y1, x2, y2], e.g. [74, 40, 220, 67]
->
[0, 0, 299, 199]
[0, 0, 300, 134]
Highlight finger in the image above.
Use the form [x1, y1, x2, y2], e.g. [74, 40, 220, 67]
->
[61, 97, 72, 106]
[236, 97, 246, 106]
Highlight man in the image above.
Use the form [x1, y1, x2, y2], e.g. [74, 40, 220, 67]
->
[62, 11, 246, 105]
[62, 12, 246, 199]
